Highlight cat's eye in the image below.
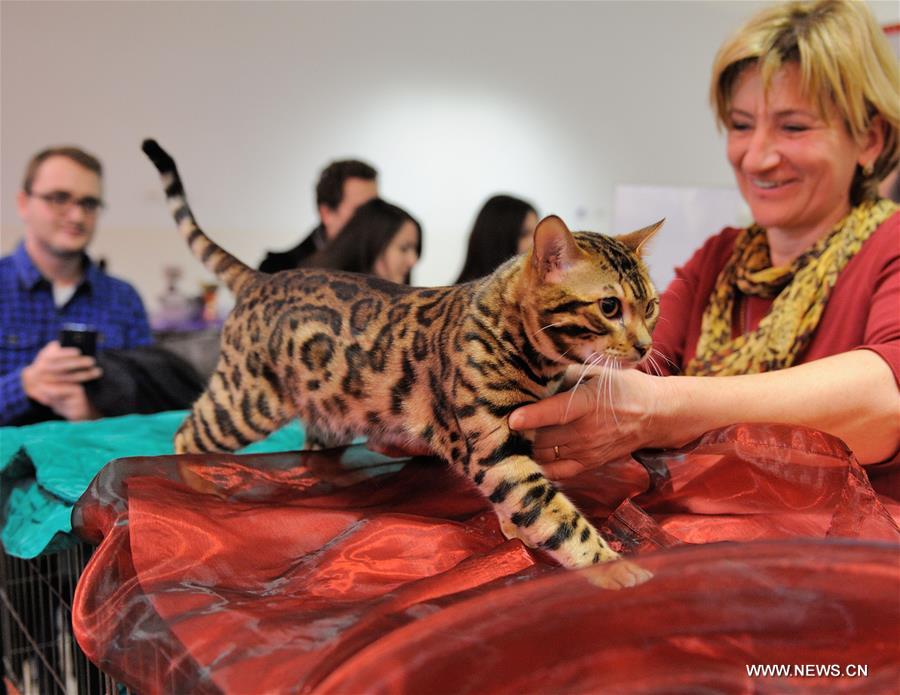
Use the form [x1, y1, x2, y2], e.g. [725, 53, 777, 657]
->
[645, 299, 659, 318]
[600, 297, 621, 319]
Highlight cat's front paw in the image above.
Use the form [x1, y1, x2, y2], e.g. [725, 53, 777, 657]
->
[498, 516, 522, 541]
[584, 559, 653, 590]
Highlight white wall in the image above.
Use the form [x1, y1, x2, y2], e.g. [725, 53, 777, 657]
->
[2, 1, 897, 315]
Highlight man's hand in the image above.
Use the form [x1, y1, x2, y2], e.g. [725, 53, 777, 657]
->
[21, 341, 102, 420]
[37, 382, 100, 420]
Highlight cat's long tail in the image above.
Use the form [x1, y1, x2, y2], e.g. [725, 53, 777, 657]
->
[141, 139, 257, 295]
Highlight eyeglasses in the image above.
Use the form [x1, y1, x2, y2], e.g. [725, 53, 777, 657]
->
[29, 190, 104, 214]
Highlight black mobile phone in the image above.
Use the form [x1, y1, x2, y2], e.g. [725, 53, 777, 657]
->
[59, 323, 98, 357]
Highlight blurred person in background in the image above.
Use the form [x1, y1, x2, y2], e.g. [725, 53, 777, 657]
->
[259, 158, 378, 273]
[1, 146, 152, 425]
[455, 194, 538, 283]
[304, 197, 422, 285]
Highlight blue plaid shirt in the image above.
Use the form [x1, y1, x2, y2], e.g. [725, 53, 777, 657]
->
[1, 243, 152, 424]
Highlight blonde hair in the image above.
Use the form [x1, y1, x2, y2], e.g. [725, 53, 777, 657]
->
[710, 0, 900, 204]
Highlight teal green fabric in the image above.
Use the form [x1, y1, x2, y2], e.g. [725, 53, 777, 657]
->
[0, 410, 305, 558]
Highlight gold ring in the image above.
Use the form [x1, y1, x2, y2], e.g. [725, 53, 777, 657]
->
[553, 445, 560, 460]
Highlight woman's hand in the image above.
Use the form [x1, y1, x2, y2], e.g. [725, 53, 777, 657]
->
[509, 368, 669, 479]
[509, 351, 900, 471]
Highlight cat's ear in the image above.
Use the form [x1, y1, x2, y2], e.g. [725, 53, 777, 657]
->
[616, 218, 664, 257]
[530, 215, 582, 283]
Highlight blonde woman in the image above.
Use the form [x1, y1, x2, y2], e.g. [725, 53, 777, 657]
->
[511, 0, 900, 472]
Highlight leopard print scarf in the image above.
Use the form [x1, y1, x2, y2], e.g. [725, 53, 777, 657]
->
[685, 199, 898, 376]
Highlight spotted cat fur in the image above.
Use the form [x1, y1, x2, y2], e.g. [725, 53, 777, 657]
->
[142, 139, 661, 573]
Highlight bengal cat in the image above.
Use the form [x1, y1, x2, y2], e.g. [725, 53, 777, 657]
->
[142, 139, 661, 581]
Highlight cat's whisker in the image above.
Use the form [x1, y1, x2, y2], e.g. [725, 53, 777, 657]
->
[644, 353, 663, 377]
[592, 355, 613, 426]
[592, 355, 609, 391]
[592, 355, 620, 428]
[605, 359, 617, 425]
[565, 351, 599, 421]
[531, 322, 564, 338]
[582, 352, 607, 397]
[650, 346, 678, 371]
[582, 351, 607, 376]
[582, 354, 604, 384]
[586, 352, 606, 371]
[582, 350, 601, 372]
[608, 357, 621, 428]
[593, 360, 607, 425]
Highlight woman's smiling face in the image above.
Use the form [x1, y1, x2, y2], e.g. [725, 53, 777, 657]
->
[726, 62, 879, 238]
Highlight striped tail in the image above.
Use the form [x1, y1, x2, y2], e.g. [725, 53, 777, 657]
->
[141, 139, 256, 295]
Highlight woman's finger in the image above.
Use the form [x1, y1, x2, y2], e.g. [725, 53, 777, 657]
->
[533, 438, 606, 465]
[530, 423, 593, 451]
[541, 458, 588, 480]
[509, 386, 594, 430]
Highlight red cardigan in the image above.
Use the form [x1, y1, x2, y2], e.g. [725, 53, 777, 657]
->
[652, 211, 900, 385]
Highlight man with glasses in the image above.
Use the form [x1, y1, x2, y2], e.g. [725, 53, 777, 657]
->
[0, 146, 152, 425]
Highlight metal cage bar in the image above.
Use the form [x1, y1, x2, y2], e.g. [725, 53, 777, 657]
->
[1, 543, 126, 695]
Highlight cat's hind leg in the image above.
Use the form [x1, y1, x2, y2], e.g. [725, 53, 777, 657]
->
[303, 425, 348, 451]
[175, 369, 286, 454]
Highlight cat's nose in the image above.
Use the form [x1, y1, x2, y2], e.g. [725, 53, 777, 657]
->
[634, 343, 650, 359]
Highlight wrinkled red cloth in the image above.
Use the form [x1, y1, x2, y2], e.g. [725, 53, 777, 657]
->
[71, 424, 900, 694]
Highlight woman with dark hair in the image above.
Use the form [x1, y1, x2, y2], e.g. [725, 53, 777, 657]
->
[305, 198, 422, 284]
[455, 194, 538, 283]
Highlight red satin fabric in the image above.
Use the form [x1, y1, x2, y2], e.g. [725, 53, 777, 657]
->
[71, 424, 900, 694]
